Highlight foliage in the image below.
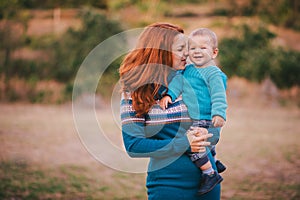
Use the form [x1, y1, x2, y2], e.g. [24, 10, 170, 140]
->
[214, 0, 300, 30]
[49, 9, 124, 101]
[0, 0, 108, 10]
[0, 0, 31, 101]
[0, 1, 299, 103]
[270, 49, 300, 89]
[51, 9, 123, 82]
[0, 0, 17, 19]
[0, 7, 123, 102]
[108, 0, 206, 10]
[8, 59, 48, 79]
[219, 25, 300, 89]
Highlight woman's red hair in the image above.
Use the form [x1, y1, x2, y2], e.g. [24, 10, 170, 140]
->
[120, 22, 184, 117]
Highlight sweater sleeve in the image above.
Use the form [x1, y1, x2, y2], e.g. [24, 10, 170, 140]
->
[207, 68, 228, 120]
[121, 99, 190, 159]
[166, 73, 184, 102]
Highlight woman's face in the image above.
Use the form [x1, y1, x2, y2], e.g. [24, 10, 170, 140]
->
[172, 34, 188, 70]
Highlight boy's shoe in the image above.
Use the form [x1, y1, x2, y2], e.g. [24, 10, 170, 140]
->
[216, 160, 226, 173]
[198, 171, 223, 195]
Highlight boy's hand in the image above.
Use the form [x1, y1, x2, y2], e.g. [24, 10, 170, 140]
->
[212, 116, 225, 127]
[159, 96, 172, 110]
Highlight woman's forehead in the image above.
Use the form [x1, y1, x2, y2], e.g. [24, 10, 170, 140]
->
[173, 34, 187, 45]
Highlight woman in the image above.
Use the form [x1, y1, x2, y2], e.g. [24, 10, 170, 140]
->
[119, 22, 221, 200]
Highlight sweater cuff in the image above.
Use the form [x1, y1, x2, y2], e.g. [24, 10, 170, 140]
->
[212, 114, 226, 121]
[166, 91, 176, 102]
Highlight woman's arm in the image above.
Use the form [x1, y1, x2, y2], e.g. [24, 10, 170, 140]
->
[121, 98, 212, 158]
[122, 124, 213, 158]
[122, 127, 189, 158]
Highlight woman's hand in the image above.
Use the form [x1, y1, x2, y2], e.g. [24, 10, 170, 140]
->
[187, 127, 212, 153]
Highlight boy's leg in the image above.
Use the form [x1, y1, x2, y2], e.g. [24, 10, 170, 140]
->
[192, 154, 223, 195]
[192, 154, 214, 175]
[210, 145, 227, 173]
[188, 121, 223, 194]
[211, 146, 216, 158]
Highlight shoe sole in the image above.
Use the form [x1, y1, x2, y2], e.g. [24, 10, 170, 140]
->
[216, 161, 227, 173]
[217, 167, 226, 173]
[197, 176, 223, 195]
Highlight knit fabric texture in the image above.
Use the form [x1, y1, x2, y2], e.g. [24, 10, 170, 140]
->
[167, 64, 227, 121]
[121, 94, 221, 200]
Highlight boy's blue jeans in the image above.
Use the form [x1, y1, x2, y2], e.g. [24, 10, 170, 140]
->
[188, 120, 220, 167]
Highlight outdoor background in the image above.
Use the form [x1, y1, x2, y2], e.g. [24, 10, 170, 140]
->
[0, 0, 299, 199]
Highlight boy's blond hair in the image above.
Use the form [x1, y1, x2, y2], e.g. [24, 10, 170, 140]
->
[189, 28, 218, 49]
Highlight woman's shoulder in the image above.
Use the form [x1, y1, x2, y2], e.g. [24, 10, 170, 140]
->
[120, 92, 145, 124]
[121, 92, 131, 100]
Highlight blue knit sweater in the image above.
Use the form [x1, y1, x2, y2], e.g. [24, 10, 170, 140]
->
[121, 94, 221, 200]
[167, 64, 227, 121]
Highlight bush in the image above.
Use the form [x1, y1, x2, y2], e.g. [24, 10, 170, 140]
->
[270, 49, 300, 89]
[213, 0, 300, 30]
[49, 9, 124, 100]
[219, 25, 300, 89]
[18, 0, 108, 9]
[9, 59, 50, 79]
[51, 9, 123, 83]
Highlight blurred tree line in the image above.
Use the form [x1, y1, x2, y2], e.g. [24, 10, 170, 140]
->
[219, 25, 300, 89]
[214, 0, 300, 31]
[0, 0, 107, 12]
[0, 0, 122, 102]
[0, 0, 299, 103]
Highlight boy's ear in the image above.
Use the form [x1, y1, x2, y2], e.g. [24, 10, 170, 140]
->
[212, 48, 219, 58]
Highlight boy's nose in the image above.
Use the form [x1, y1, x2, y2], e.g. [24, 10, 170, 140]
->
[195, 48, 204, 53]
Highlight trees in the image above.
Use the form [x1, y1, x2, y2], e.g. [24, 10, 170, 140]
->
[219, 25, 300, 89]
[50, 9, 123, 100]
[0, 4, 123, 102]
[214, 0, 300, 30]
[0, 0, 30, 100]
[51, 9, 122, 82]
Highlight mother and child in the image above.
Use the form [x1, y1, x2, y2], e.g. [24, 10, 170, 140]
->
[120, 22, 228, 200]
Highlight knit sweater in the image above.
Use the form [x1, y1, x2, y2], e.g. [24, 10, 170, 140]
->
[121, 94, 221, 200]
[167, 64, 227, 121]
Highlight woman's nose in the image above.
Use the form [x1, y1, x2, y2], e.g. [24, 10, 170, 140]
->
[184, 50, 189, 56]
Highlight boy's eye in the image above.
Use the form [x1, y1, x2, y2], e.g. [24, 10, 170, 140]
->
[201, 47, 207, 49]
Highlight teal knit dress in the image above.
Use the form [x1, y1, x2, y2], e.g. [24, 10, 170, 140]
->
[121, 94, 221, 200]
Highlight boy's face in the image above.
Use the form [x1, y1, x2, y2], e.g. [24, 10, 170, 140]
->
[188, 35, 218, 68]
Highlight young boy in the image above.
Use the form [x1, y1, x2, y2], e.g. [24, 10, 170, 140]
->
[160, 28, 227, 195]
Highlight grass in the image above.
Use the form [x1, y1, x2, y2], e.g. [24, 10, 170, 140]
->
[1, 161, 98, 199]
[0, 160, 146, 200]
[228, 179, 300, 200]
[0, 81, 299, 200]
